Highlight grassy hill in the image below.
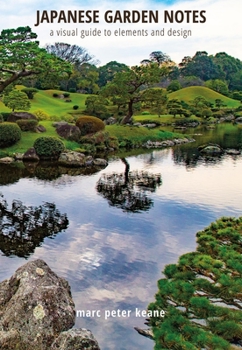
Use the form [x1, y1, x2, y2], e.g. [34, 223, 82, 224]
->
[169, 86, 240, 108]
[0, 86, 88, 117]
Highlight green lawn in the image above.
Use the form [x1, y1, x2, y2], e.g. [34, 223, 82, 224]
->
[168, 86, 240, 108]
[0, 86, 88, 118]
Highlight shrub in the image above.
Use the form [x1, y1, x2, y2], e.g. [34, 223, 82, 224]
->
[1, 113, 10, 121]
[33, 136, 65, 160]
[0, 114, 3, 123]
[65, 99, 72, 102]
[0, 122, 21, 147]
[73, 105, 79, 110]
[141, 111, 151, 115]
[21, 88, 38, 99]
[53, 93, 59, 98]
[76, 116, 105, 136]
[16, 119, 38, 131]
[69, 88, 76, 93]
[63, 92, 70, 98]
[33, 109, 50, 121]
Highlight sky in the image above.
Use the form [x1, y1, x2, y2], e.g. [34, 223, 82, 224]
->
[0, 0, 242, 67]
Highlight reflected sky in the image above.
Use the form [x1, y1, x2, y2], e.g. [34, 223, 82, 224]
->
[0, 148, 241, 350]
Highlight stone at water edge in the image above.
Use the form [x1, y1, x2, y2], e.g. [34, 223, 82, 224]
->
[0, 259, 100, 350]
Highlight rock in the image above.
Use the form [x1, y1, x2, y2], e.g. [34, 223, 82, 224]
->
[23, 147, 40, 162]
[14, 153, 24, 161]
[85, 155, 94, 166]
[52, 121, 69, 128]
[0, 157, 14, 163]
[0, 259, 75, 349]
[133, 122, 142, 127]
[56, 124, 81, 142]
[93, 158, 108, 167]
[225, 149, 241, 155]
[36, 124, 46, 133]
[51, 329, 100, 350]
[143, 123, 157, 128]
[235, 117, 242, 124]
[0, 260, 101, 350]
[58, 151, 86, 167]
[7, 112, 37, 122]
[199, 144, 223, 155]
[105, 117, 117, 125]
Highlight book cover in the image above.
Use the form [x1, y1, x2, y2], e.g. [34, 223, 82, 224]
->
[0, 1, 241, 350]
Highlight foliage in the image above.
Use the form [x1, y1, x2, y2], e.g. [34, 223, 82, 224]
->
[101, 64, 168, 123]
[76, 115, 105, 136]
[16, 119, 38, 131]
[205, 79, 229, 96]
[142, 88, 168, 117]
[0, 122, 21, 147]
[32, 109, 50, 121]
[85, 95, 110, 119]
[3, 90, 31, 111]
[148, 216, 242, 350]
[167, 80, 182, 92]
[97, 61, 129, 87]
[33, 136, 65, 159]
[141, 51, 171, 66]
[0, 27, 72, 93]
[45, 42, 97, 65]
[73, 105, 79, 110]
[21, 87, 38, 99]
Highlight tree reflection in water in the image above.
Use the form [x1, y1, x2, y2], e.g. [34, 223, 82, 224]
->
[0, 194, 68, 258]
[96, 158, 162, 213]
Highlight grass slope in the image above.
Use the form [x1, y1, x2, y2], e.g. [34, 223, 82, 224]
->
[169, 86, 240, 108]
[0, 87, 88, 117]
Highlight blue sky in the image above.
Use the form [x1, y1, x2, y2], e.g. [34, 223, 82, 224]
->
[1, 0, 242, 66]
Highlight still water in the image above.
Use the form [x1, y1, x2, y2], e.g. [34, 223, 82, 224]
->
[0, 123, 242, 350]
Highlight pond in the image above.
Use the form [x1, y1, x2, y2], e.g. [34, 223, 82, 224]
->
[0, 122, 242, 350]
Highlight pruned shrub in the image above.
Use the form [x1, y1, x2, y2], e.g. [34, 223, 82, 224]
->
[69, 88, 76, 93]
[0, 114, 3, 123]
[73, 105, 79, 110]
[0, 122, 21, 147]
[16, 119, 38, 131]
[33, 136, 65, 160]
[33, 110, 50, 121]
[53, 93, 59, 98]
[76, 116, 105, 136]
[63, 93, 70, 98]
[65, 99, 72, 102]
[21, 88, 38, 99]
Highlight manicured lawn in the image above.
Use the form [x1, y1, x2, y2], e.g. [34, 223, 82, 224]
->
[169, 86, 240, 108]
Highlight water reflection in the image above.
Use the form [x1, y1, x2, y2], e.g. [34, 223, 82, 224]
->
[0, 194, 68, 258]
[0, 162, 105, 185]
[96, 158, 162, 212]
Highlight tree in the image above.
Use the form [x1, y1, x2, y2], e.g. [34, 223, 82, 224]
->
[0, 26, 71, 93]
[142, 88, 168, 117]
[141, 51, 171, 66]
[21, 87, 38, 99]
[45, 42, 98, 65]
[97, 61, 129, 87]
[0, 194, 68, 258]
[205, 79, 229, 96]
[145, 216, 242, 349]
[101, 64, 167, 124]
[167, 80, 182, 92]
[3, 90, 31, 111]
[85, 95, 110, 119]
[167, 99, 186, 117]
[96, 158, 162, 212]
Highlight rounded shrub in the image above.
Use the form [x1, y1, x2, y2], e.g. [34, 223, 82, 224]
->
[33, 136, 65, 160]
[16, 119, 38, 131]
[52, 93, 59, 98]
[73, 105, 79, 110]
[76, 116, 105, 136]
[63, 92, 70, 98]
[0, 122, 21, 147]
